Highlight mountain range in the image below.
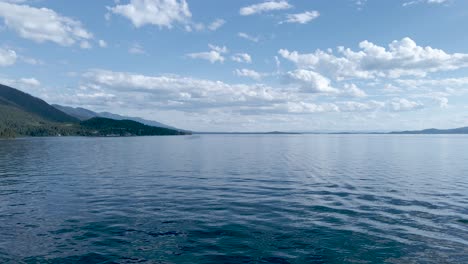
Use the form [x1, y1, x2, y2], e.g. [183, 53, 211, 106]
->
[52, 104, 177, 130]
[0, 84, 190, 138]
[390, 127, 468, 134]
[2, 83, 468, 137]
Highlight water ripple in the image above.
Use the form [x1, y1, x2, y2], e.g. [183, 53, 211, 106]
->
[0, 135, 467, 263]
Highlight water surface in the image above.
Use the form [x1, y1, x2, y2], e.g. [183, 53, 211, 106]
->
[0, 135, 467, 263]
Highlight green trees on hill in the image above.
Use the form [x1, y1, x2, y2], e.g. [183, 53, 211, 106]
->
[0, 127, 15, 138]
[0, 84, 190, 138]
[80, 117, 187, 136]
[0, 104, 83, 137]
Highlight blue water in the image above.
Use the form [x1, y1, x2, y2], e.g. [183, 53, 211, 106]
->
[0, 135, 467, 263]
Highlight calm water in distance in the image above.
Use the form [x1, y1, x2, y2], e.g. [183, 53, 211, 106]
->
[0, 135, 467, 263]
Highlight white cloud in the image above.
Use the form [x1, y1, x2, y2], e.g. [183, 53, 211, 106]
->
[129, 43, 145, 54]
[82, 69, 283, 108]
[428, 96, 449, 108]
[19, 77, 40, 87]
[231, 53, 252, 63]
[280, 99, 421, 114]
[43, 69, 426, 128]
[240, 1, 292, 16]
[187, 44, 227, 63]
[285, 69, 339, 94]
[285, 102, 339, 114]
[0, 2, 93, 47]
[187, 51, 224, 63]
[383, 84, 402, 93]
[343, 83, 367, 98]
[0, 48, 17, 66]
[397, 77, 468, 89]
[238, 32, 260, 42]
[234, 69, 264, 80]
[284, 70, 367, 97]
[389, 98, 423, 111]
[207, 19, 225, 31]
[403, 0, 448, 7]
[0, 77, 41, 94]
[109, 0, 191, 28]
[338, 99, 422, 112]
[185, 18, 225, 32]
[279, 37, 468, 80]
[80, 41, 92, 49]
[99, 40, 108, 48]
[208, 44, 228, 53]
[282, 11, 320, 24]
[339, 100, 385, 112]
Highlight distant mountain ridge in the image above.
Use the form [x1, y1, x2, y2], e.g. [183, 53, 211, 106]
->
[0, 84, 189, 137]
[0, 84, 78, 123]
[53, 104, 178, 130]
[51, 105, 97, 121]
[390, 127, 468, 134]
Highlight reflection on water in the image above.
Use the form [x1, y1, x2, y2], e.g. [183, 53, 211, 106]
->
[1, 135, 467, 263]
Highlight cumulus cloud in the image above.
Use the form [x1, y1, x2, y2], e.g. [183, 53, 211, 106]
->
[285, 69, 339, 94]
[0, 2, 93, 47]
[389, 98, 423, 111]
[279, 37, 468, 80]
[234, 69, 264, 80]
[231, 53, 252, 63]
[109, 0, 224, 33]
[0, 77, 41, 94]
[284, 70, 367, 97]
[80, 69, 386, 115]
[187, 44, 228, 63]
[240, 1, 292, 16]
[109, 0, 191, 28]
[187, 51, 224, 63]
[435, 97, 448, 108]
[53, 69, 426, 123]
[281, 11, 320, 24]
[238, 32, 260, 42]
[0, 48, 17, 66]
[82, 69, 283, 110]
[343, 83, 367, 98]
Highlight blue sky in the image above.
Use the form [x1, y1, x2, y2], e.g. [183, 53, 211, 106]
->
[1, 0, 468, 132]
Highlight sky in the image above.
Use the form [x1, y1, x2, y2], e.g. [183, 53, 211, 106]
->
[1, 0, 468, 132]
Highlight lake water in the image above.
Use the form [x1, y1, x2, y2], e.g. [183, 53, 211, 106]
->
[0, 135, 467, 263]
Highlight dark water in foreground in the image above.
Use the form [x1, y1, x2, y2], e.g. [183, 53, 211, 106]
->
[0, 135, 467, 263]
